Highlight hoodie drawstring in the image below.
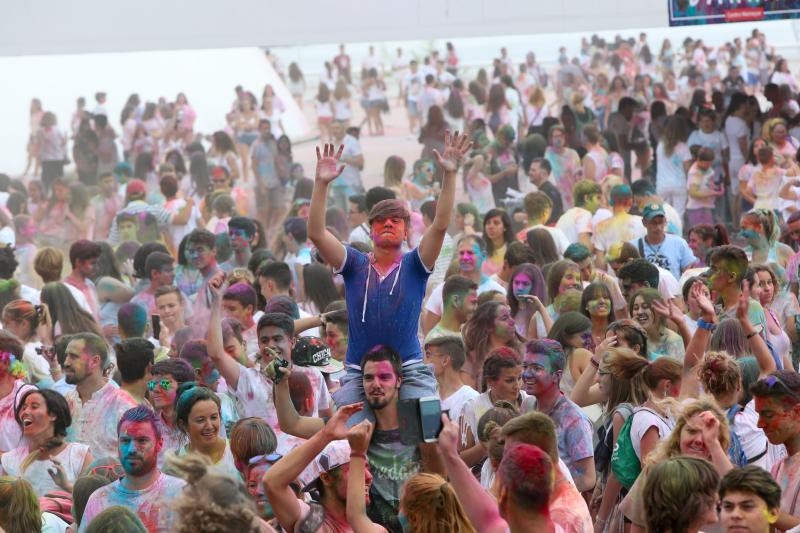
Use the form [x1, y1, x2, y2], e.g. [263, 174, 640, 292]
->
[362, 260, 402, 322]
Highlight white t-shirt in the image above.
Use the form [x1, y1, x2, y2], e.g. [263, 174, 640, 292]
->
[441, 384, 479, 423]
[1, 442, 90, 497]
[425, 276, 506, 316]
[235, 364, 331, 432]
[725, 116, 750, 163]
[658, 266, 681, 300]
[630, 407, 675, 460]
[334, 134, 363, 191]
[734, 400, 787, 472]
[556, 207, 593, 244]
[656, 142, 692, 190]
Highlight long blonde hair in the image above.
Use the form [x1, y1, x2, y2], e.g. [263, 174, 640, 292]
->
[401, 473, 477, 533]
[0, 476, 41, 533]
[646, 397, 731, 466]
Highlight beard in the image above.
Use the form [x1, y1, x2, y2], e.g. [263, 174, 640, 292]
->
[366, 393, 391, 410]
[123, 454, 157, 477]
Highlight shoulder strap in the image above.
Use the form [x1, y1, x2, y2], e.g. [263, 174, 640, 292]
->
[638, 237, 645, 257]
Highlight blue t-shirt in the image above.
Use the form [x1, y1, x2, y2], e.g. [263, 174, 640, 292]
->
[337, 246, 431, 368]
[630, 234, 696, 281]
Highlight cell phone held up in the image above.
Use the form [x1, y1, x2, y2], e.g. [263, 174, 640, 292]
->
[262, 353, 290, 384]
[398, 397, 444, 445]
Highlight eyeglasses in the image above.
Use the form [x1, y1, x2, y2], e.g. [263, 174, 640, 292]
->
[248, 452, 283, 466]
[90, 463, 125, 478]
[147, 379, 172, 391]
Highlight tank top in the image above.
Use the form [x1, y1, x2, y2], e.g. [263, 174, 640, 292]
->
[1, 442, 90, 497]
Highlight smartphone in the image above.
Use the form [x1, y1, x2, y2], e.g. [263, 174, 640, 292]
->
[419, 396, 443, 443]
[151, 314, 161, 340]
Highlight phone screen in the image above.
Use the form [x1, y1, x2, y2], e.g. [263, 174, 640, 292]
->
[419, 398, 442, 442]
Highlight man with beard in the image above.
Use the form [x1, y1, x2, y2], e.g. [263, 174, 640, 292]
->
[63, 332, 137, 459]
[522, 339, 595, 499]
[79, 406, 185, 532]
[309, 134, 471, 422]
[422, 235, 504, 335]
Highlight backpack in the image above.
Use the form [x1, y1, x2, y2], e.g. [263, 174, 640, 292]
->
[611, 407, 660, 490]
[595, 403, 634, 475]
[727, 404, 753, 467]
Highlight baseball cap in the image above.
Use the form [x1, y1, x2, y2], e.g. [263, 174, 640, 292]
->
[641, 202, 666, 221]
[126, 179, 146, 197]
[298, 440, 352, 491]
[292, 337, 344, 375]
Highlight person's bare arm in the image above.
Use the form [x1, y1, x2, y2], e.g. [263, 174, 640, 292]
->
[308, 144, 346, 268]
[207, 271, 241, 389]
[419, 131, 471, 270]
[421, 310, 440, 336]
[264, 404, 363, 533]
[571, 336, 616, 407]
[639, 426, 661, 465]
[573, 456, 596, 495]
[274, 366, 325, 438]
[170, 197, 194, 226]
[96, 276, 135, 304]
[438, 416, 508, 533]
[346, 421, 384, 533]
[737, 281, 776, 377]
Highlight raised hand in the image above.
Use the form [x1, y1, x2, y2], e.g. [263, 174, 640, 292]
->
[432, 130, 472, 174]
[322, 403, 364, 441]
[47, 458, 72, 492]
[691, 282, 716, 321]
[651, 298, 681, 324]
[437, 414, 460, 459]
[315, 144, 345, 184]
[208, 270, 227, 301]
[347, 420, 374, 455]
[594, 334, 618, 359]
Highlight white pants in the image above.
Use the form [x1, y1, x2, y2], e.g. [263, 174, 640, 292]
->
[658, 187, 688, 219]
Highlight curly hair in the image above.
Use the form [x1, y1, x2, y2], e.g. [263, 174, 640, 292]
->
[698, 351, 741, 399]
[167, 453, 262, 533]
[647, 397, 731, 466]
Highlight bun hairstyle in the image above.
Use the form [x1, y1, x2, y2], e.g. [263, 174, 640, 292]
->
[698, 351, 741, 398]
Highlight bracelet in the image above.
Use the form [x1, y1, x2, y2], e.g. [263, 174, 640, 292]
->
[590, 358, 600, 369]
[350, 452, 368, 461]
[697, 318, 716, 331]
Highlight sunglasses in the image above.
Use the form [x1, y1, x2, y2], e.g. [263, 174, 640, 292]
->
[147, 379, 172, 391]
[90, 463, 126, 477]
[248, 452, 283, 466]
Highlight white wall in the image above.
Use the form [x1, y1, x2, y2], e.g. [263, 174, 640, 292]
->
[0, 0, 667, 56]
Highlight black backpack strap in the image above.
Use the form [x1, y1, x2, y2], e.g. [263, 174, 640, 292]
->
[638, 237, 645, 258]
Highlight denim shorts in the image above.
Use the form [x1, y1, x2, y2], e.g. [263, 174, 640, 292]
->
[331, 362, 438, 427]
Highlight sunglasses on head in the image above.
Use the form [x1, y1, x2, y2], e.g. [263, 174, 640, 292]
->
[147, 379, 171, 391]
[248, 452, 283, 466]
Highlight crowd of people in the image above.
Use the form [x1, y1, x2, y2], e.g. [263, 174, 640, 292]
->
[5, 26, 800, 533]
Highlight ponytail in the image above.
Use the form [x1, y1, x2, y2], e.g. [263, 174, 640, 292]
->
[712, 224, 730, 246]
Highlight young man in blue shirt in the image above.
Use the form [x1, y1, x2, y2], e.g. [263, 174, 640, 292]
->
[308, 133, 471, 422]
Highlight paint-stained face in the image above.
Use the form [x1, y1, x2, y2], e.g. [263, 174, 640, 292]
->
[678, 413, 712, 459]
[558, 268, 581, 294]
[522, 352, 559, 396]
[63, 339, 97, 385]
[631, 295, 655, 329]
[586, 295, 611, 318]
[457, 241, 484, 273]
[754, 396, 800, 445]
[720, 490, 777, 533]
[424, 344, 448, 378]
[222, 299, 254, 327]
[688, 231, 709, 259]
[708, 260, 737, 293]
[186, 244, 216, 271]
[740, 218, 764, 246]
[119, 220, 139, 243]
[17, 392, 55, 436]
[156, 292, 183, 330]
[455, 289, 478, 318]
[362, 360, 400, 410]
[228, 227, 252, 251]
[370, 217, 407, 248]
[149, 373, 178, 412]
[512, 273, 533, 298]
[324, 322, 348, 362]
[493, 305, 516, 341]
[118, 420, 161, 476]
[247, 462, 275, 518]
